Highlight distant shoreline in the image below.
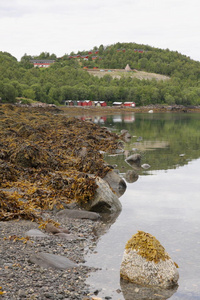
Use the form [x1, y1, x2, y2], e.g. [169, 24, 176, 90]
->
[61, 104, 200, 115]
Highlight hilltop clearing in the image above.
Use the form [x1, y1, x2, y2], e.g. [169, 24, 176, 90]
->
[87, 69, 170, 81]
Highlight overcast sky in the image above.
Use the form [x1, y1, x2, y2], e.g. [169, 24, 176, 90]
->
[1, 0, 200, 61]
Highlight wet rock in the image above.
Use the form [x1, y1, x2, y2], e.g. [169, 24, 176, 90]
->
[82, 177, 122, 213]
[179, 153, 185, 157]
[120, 231, 179, 289]
[25, 229, 49, 238]
[125, 154, 141, 167]
[56, 208, 101, 220]
[103, 170, 126, 197]
[45, 223, 70, 234]
[136, 136, 143, 142]
[141, 163, 151, 169]
[28, 252, 77, 269]
[124, 170, 139, 183]
[120, 130, 132, 142]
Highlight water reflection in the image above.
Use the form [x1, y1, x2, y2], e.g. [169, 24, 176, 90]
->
[79, 112, 135, 124]
[104, 113, 200, 173]
[84, 112, 200, 300]
[120, 278, 178, 300]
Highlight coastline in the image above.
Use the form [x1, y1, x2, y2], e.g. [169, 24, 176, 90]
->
[61, 104, 200, 116]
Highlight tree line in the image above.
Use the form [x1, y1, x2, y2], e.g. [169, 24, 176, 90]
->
[0, 42, 200, 106]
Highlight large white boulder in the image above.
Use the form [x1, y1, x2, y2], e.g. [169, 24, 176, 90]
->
[120, 231, 179, 289]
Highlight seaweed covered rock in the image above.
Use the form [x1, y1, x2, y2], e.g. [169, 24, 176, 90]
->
[0, 160, 19, 185]
[0, 191, 40, 221]
[10, 143, 58, 168]
[81, 177, 122, 213]
[120, 231, 179, 289]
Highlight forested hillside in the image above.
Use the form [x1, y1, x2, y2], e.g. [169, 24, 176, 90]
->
[0, 42, 200, 106]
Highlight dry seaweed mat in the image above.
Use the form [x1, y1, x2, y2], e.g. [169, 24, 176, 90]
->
[0, 104, 122, 223]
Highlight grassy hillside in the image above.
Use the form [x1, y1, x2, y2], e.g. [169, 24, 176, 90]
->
[87, 69, 170, 81]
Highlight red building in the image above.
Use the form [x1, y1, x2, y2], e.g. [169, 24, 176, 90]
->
[94, 101, 107, 107]
[30, 60, 55, 68]
[124, 102, 136, 107]
[81, 55, 89, 60]
[134, 49, 144, 53]
[78, 100, 93, 106]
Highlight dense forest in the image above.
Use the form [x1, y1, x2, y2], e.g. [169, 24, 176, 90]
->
[0, 42, 200, 106]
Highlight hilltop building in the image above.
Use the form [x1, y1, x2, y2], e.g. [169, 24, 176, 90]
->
[30, 60, 55, 68]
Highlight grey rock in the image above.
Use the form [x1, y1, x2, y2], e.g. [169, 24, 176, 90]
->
[120, 249, 179, 289]
[124, 170, 139, 183]
[136, 136, 143, 142]
[29, 252, 77, 269]
[141, 163, 151, 169]
[120, 130, 132, 142]
[25, 229, 49, 238]
[84, 177, 122, 213]
[54, 233, 81, 240]
[45, 223, 62, 234]
[103, 170, 126, 197]
[56, 208, 100, 220]
[179, 153, 185, 157]
[125, 154, 141, 167]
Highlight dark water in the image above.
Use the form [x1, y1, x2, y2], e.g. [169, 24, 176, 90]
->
[84, 112, 200, 300]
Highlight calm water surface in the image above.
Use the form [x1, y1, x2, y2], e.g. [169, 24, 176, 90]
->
[84, 112, 200, 300]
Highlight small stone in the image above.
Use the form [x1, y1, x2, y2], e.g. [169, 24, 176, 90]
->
[25, 229, 48, 238]
[45, 223, 61, 234]
[141, 163, 151, 169]
[18, 289, 27, 297]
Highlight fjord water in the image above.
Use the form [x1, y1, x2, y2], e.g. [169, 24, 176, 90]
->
[85, 112, 200, 300]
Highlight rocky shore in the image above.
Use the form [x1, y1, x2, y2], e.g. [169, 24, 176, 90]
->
[0, 214, 102, 300]
[0, 104, 125, 300]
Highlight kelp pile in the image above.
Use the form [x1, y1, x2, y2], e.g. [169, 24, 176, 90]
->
[0, 104, 122, 221]
[126, 231, 170, 264]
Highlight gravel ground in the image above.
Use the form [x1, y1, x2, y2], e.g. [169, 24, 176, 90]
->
[0, 212, 101, 300]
